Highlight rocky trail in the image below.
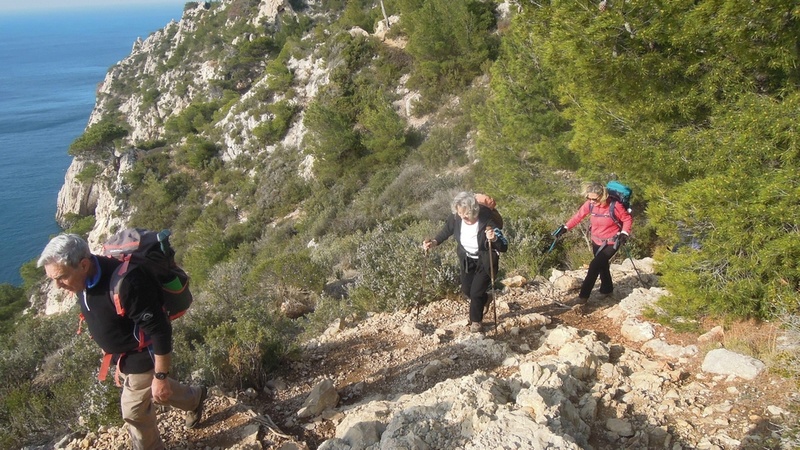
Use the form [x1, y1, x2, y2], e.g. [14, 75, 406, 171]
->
[56, 259, 798, 450]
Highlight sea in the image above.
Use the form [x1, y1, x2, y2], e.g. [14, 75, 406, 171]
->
[0, 3, 185, 286]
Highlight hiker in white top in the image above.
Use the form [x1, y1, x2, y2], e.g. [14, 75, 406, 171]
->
[423, 192, 508, 333]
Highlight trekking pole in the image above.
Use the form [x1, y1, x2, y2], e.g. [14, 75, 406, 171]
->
[487, 227, 498, 335]
[540, 225, 565, 275]
[414, 243, 430, 321]
[546, 237, 558, 254]
[534, 236, 558, 279]
[622, 243, 649, 288]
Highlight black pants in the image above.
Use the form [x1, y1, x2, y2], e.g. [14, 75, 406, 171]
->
[579, 242, 618, 299]
[461, 257, 491, 323]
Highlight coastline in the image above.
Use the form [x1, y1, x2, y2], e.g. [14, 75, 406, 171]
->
[0, 4, 183, 285]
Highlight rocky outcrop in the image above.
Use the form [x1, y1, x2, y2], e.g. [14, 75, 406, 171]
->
[54, 0, 425, 241]
[56, 0, 316, 230]
[55, 159, 99, 226]
[253, 0, 295, 26]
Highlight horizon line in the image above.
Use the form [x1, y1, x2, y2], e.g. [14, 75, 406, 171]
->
[0, 1, 184, 15]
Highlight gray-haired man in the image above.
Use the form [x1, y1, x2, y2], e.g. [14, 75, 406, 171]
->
[39, 234, 207, 450]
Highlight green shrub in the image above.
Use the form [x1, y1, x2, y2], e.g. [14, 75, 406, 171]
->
[0, 312, 118, 447]
[56, 337, 121, 431]
[649, 170, 800, 319]
[165, 100, 220, 135]
[63, 214, 97, 237]
[253, 101, 298, 145]
[0, 285, 27, 333]
[172, 259, 299, 389]
[298, 294, 358, 341]
[402, 0, 497, 101]
[141, 88, 160, 109]
[337, 0, 374, 32]
[1, 382, 53, 445]
[180, 216, 233, 285]
[351, 221, 459, 313]
[305, 232, 363, 297]
[302, 99, 362, 184]
[180, 136, 219, 170]
[415, 124, 470, 169]
[19, 260, 44, 292]
[68, 120, 128, 159]
[135, 139, 167, 150]
[274, 14, 313, 50]
[75, 163, 101, 183]
[374, 43, 413, 87]
[128, 172, 190, 230]
[249, 248, 328, 293]
[265, 59, 294, 92]
[122, 151, 172, 193]
[498, 216, 562, 279]
[358, 95, 407, 166]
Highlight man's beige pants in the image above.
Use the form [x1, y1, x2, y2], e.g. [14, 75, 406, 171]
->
[120, 371, 203, 450]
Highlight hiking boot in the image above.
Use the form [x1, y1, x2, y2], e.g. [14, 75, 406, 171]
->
[470, 322, 483, 333]
[185, 386, 208, 429]
[572, 303, 588, 315]
[573, 296, 589, 306]
[483, 299, 492, 316]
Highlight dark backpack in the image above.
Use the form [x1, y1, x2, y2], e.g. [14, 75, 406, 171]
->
[590, 180, 633, 229]
[475, 193, 503, 229]
[102, 228, 192, 320]
[89, 228, 192, 385]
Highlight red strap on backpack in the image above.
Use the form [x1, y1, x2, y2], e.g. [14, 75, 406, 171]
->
[97, 327, 150, 387]
[98, 352, 114, 385]
[77, 313, 85, 335]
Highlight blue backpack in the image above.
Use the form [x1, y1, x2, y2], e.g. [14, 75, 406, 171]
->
[590, 180, 633, 229]
[606, 180, 633, 213]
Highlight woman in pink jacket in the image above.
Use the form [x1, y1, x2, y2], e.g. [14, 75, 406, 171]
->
[552, 182, 633, 304]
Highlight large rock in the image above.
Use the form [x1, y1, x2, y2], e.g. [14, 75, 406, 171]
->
[620, 318, 656, 342]
[701, 348, 766, 380]
[642, 338, 698, 361]
[297, 379, 339, 418]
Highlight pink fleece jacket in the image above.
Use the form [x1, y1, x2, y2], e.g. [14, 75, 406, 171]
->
[565, 200, 633, 245]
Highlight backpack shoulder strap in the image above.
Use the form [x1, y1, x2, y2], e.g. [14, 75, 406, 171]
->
[102, 260, 151, 386]
[608, 199, 622, 229]
[109, 257, 134, 316]
[590, 200, 623, 229]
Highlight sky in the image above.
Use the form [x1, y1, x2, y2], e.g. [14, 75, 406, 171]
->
[0, 0, 184, 14]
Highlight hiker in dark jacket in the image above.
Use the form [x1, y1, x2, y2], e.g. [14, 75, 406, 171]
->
[38, 234, 208, 450]
[553, 182, 633, 305]
[423, 192, 508, 332]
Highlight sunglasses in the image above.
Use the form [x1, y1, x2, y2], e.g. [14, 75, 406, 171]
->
[586, 196, 600, 202]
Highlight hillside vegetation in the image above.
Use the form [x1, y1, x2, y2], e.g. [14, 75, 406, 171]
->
[0, 0, 798, 447]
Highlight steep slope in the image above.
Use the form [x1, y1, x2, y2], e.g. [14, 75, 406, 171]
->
[39, 1, 799, 449]
[55, 260, 798, 449]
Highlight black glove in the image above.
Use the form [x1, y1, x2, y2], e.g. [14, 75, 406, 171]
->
[615, 232, 628, 249]
[552, 225, 568, 238]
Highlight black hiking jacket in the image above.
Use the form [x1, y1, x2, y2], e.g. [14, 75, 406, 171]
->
[433, 206, 508, 272]
[80, 256, 172, 374]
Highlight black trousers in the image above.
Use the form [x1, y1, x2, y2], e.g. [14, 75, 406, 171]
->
[579, 242, 619, 299]
[460, 257, 491, 323]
